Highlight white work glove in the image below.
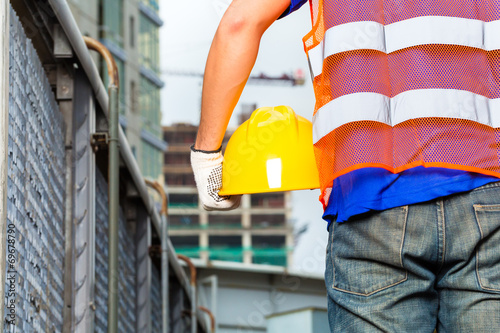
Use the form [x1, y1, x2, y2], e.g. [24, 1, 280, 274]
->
[190, 145, 241, 211]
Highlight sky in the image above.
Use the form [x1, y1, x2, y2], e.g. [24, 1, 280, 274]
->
[159, 0, 326, 274]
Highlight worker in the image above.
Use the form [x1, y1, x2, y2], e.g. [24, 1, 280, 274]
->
[190, 0, 500, 331]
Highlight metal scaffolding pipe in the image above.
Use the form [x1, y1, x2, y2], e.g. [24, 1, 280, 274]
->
[178, 255, 197, 333]
[0, 2, 10, 332]
[83, 36, 120, 333]
[198, 307, 215, 333]
[145, 180, 169, 333]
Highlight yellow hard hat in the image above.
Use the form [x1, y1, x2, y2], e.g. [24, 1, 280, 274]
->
[219, 106, 320, 195]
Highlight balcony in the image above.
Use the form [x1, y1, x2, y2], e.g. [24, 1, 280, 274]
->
[209, 248, 243, 263]
[252, 248, 288, 266]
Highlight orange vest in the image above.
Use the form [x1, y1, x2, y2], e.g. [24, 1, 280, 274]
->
[304, 0, 500, 206]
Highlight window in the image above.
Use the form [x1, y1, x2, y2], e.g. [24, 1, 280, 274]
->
[170, 236, 200, 258]
[129, 16, 135, 48]
[208, 215, 241, 229]
[252, 236, 286, 249]
[164, 153, 190, 165]
[251, 192, 285, 208]
[164, 130, 197, 145]
[141, 141, 162, 178]
[251, 214, 286, 228]
[209, 236, 243, 262]
[140, 77, 161, 136]
[130, 81, 137, 113]
[101, 0, 124, 47]
[252, 236, 287, 266]
[169, 194, 198, 208]
[169, 215, 200, 228]
[139, 13, 160, 73]
[165, 174, 195, 186]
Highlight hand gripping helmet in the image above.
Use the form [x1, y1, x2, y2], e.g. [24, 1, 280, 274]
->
[219, 106, 320, 195]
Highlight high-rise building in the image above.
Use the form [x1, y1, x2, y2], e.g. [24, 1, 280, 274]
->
[163, 124, 294, 267]
[68, 0, 167, 180]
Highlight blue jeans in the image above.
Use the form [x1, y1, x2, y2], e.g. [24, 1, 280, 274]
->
[325, 181, 500, 332]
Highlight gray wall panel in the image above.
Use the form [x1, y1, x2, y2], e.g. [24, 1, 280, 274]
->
[5, 6, 66, 332]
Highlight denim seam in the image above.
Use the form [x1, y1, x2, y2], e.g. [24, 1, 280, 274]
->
[332, 274, 409, 297]
[399, 206, 409, 269]
[330, 221, 336, 290]
[438, 200, 446, 269]
[473, 205, 500, 292]
[331, 206, 409, 297]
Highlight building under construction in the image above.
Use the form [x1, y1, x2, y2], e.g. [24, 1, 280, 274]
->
[163, 124, 295, 267]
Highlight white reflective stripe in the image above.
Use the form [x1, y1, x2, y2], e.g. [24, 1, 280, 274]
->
[324, 21, 386, 55]
[485, 19, 500, 51]
[307, 17, 500, 78]
[389, 89, 496, 126]
[313, 90, 500, 144]
[385, 16, 484, 53]
[307, 41, 324, 82]
[312, 93, 390, 143]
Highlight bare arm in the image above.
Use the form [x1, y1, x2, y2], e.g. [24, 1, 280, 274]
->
[194, 0, 291, 151]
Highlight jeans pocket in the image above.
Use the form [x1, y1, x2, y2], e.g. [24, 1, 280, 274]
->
[330, 206, 408, 296]
[473, 204, 500, 292]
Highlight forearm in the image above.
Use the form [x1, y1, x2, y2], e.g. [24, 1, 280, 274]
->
[194, 0, 291, 151]
[195, 22, 260, 151]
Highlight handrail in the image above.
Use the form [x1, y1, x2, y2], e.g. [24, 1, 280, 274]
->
[83, 36, 120, 333]
[198, 307, 215, 333]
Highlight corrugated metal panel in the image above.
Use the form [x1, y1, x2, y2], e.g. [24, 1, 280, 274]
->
[72, 69, 96, 333]
[151, 264, 161, 333]
[135, 210, 151, 333]
[94, 170, 108, 333]
[6, 6, 66, 332]
[95, 169, 137, 332]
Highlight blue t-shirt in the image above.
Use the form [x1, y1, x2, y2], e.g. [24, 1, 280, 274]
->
[324, 168, 499, 226]
[279, 1, 500, 226]
[279, 0, 308, 19]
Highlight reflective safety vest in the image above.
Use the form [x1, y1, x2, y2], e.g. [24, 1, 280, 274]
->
[303, 0, 500, 206]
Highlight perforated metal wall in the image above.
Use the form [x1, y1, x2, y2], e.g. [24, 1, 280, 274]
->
[5, 5, 167, 333]
[5, 6, 66, 332]
[95, 169, 137, 332]
[151, 264, 162, 333]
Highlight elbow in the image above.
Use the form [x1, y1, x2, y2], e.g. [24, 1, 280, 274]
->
[219, 13, 248, 35]
[217, 10, 268, 39]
